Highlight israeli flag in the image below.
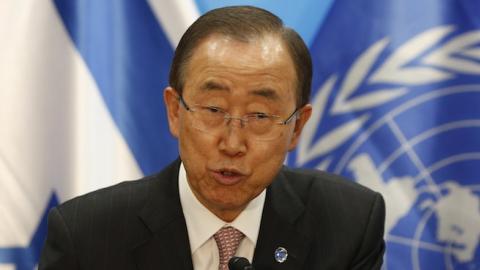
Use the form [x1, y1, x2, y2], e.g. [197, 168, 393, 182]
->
[0, 0, 197, 269]
[1, 0, 479, 269]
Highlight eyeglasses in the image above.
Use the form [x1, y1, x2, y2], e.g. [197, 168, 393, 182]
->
[178, 95, 300, 141]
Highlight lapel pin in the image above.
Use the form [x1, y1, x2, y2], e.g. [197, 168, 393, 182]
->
[274, 247, 288, 263]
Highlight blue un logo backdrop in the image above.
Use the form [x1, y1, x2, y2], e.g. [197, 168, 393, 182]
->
[287, 0, 480, 269]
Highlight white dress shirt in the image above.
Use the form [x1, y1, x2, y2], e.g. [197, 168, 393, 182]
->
[179, 163, 266, 270]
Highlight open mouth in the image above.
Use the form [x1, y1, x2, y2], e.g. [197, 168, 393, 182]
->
[220, 170, 239, 176]
[211, 168, 245, 185]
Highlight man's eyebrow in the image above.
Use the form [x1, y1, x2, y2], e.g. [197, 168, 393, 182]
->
[200, 81, 280, 100]
[200, 81, 230, 91]
[249, 88, 280, 101]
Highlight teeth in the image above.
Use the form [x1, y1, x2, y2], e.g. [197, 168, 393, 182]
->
[222, 171, 234, 176]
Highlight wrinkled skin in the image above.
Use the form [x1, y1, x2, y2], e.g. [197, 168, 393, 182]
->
[164, 34, 312, 221]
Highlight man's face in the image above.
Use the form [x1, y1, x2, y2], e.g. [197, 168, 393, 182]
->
[164, 34, 311, 221]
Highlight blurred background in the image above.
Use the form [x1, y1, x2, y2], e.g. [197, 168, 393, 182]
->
[1, 0, 479, 269]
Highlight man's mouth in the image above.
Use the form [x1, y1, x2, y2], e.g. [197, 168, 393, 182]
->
[211, 168, 246, 185]
[220, 170, 238, 176]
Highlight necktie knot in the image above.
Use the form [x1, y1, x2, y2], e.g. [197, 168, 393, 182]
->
[214, 226, 245, 270]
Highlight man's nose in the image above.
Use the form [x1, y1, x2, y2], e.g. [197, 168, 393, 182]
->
[218, 120, 247, 156]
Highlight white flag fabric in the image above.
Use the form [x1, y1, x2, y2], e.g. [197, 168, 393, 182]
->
[0, 0, 197, 268]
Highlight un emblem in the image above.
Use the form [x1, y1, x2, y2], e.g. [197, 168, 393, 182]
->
[340, 86, 480, 269]
[292, 26, 480, 269]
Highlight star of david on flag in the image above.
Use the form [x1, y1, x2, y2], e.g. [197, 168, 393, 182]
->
[0, 0, 478, 269]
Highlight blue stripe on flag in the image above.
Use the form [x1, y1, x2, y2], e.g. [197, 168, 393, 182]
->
[53, 0, 178, 175]
[0, 193, 59, 270]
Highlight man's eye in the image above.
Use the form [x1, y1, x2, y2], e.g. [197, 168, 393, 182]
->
[203, 106, 223, 114]
[251, 113, 271, 120]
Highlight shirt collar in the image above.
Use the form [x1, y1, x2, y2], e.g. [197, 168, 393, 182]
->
[179, 162, 266, 253]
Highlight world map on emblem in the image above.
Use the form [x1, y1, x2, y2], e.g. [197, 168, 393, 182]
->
[292, 0, 480, 266]
[336, 85, 480, 269]
[326, 86, 480, 269]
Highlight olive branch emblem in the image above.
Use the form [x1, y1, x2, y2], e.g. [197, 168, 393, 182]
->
[297, 25, 480, 169]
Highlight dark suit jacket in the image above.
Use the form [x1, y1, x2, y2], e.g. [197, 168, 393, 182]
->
[39, 159, 385, 270]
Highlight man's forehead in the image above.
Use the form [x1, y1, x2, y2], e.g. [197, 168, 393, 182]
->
[187, 33, 294, 77]
[181, 33, 298, 105]
[197, 33, 286, 53]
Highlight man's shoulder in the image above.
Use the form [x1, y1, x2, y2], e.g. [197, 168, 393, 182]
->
[60, 175, 152, 207]
[277, 166, 383, 219]
[55, 159, 181, 223]
[275, 167, 386, 269]
[55, 174, 157, 222]
[280, 166, 379, 199]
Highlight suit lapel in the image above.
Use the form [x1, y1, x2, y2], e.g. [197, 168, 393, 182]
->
[253, 169, 313, 270]
[132, 159, 194, 270]
[130, 162, 313, 270]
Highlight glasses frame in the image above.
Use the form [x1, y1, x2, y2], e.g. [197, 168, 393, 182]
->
[177, 95, 300, 128]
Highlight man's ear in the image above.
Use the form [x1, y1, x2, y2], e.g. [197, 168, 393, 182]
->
[288, 104, 312, 151]
[164, 87, 180, 138]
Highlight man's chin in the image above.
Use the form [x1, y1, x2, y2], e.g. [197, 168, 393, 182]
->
[207, 198, 250, 220]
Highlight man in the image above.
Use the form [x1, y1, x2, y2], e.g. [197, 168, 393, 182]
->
[39, 6, 385, 270]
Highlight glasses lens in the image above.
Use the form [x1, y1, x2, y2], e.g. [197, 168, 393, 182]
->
[200, 107, 225, 126]
[185, 104, 288, 141]
[247, 116, 274, 136]
[190, 106, 225, 130]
